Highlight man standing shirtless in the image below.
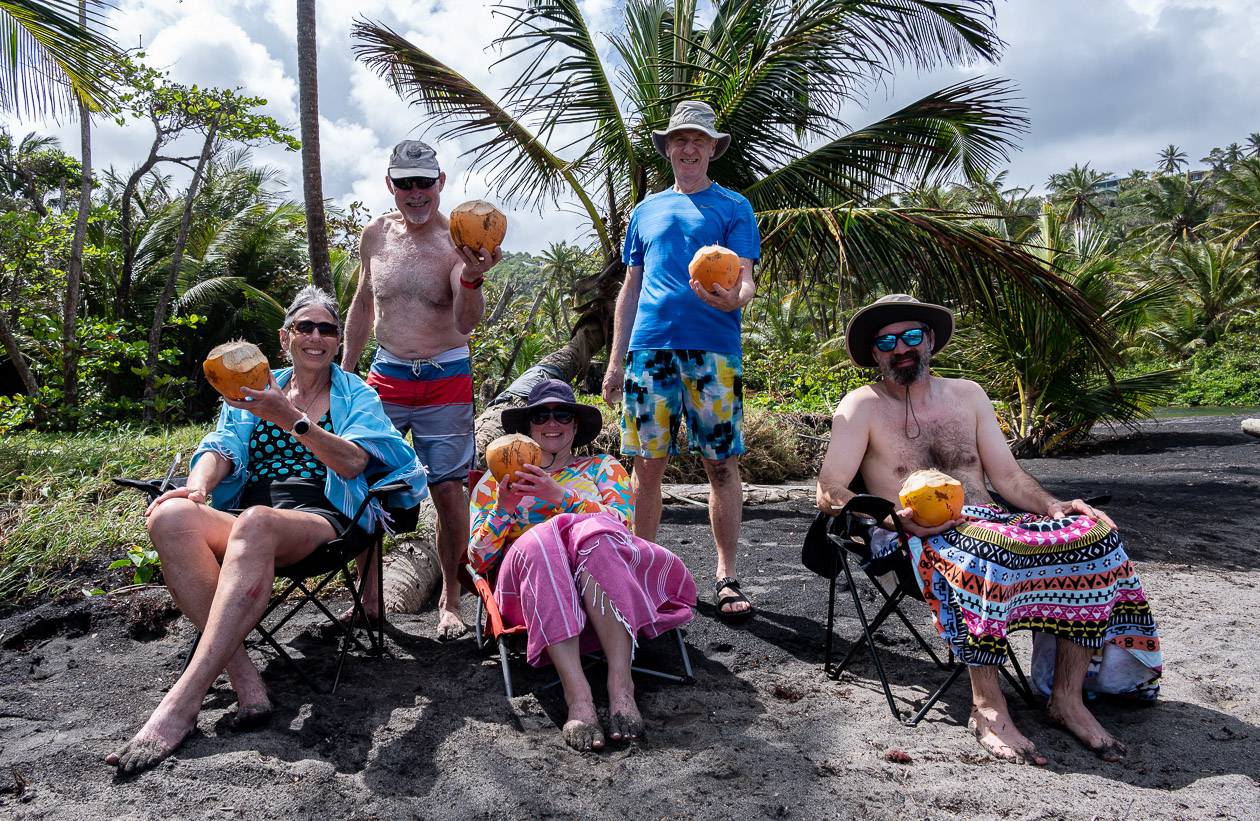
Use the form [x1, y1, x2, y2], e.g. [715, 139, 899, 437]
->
[816, 294, 1162, 764]
[342, 140, 501, 639]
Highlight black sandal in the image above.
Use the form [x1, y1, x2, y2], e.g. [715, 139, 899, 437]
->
[713, 577, 754, 624]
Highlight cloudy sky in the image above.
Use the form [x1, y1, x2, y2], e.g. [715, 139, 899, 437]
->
[5, 0, 1258, 252]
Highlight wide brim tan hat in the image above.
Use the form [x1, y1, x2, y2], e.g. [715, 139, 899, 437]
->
[651, 100, 731, 160]
[844, 293, 954, 368]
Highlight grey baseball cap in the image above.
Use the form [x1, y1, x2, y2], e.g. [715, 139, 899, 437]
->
[388, 140, 441, 179]
[651, 100, 731, 159]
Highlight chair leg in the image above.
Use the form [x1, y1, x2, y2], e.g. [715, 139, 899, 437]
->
[905, 662, 966, 727]
[498, 636, 515, 700]
[834, 593, 901, 674]
[1003, 649, 1039, 707]
[838, 549, 902, 722]
[675, 629, 696, 684]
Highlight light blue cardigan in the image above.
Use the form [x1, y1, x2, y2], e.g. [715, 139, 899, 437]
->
[190, 364, 428, 532]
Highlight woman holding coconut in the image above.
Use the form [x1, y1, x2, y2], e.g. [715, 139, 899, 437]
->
[107, 286, 425, 775]
[469, 379, 696, 751]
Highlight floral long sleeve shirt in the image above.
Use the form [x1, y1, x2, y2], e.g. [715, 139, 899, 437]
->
[467, 454, 634, 575]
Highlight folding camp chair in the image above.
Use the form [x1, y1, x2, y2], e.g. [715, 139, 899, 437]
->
[803, 494, 1035, 726]
[463, 469, 695, 700]
[114, 471, 413, 693]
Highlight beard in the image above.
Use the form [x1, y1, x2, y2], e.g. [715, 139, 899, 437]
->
[880, 349, 929, 387]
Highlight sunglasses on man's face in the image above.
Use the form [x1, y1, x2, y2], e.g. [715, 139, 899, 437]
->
[289, 320, 340, 338]
[390, 176, 438, 191]
[873, 327, 927, 352]
[528, 408, 575, 426]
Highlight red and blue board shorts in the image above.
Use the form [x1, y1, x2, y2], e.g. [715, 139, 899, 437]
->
[367, 345, 475, 484]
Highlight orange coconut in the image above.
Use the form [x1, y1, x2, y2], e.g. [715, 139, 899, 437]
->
[203, 341, 270, 401]
[688, 244, 741, 292]
[486, 433, 543, 484]
[898, 469, 965, 528]
[449, 200, 508, 253]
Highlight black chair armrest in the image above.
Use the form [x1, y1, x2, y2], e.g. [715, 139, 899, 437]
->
[366, 481, 410, 500]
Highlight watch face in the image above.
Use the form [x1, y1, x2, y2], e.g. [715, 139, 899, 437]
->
[293, 417, 310, 435]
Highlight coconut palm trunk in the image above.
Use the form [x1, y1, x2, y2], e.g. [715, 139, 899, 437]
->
[60, 0, 93, 426]
[297, 0, 333, 294]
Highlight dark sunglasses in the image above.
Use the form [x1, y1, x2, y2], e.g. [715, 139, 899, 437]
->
[528, 407, 575, 425]
[289, 320, 340, 337]
[873, 327, 927, 352]
[390, 175, 438, 191]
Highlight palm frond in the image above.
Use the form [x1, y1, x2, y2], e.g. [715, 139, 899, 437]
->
[755, 203, 1111, 357]
[174, 275, 285, 327]
[0, 0, 121, 119]
[743, 77, 1025, 205]
[493, 1, 637, 195]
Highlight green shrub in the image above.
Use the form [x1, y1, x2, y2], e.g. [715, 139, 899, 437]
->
[1173, 321, 1260, 406]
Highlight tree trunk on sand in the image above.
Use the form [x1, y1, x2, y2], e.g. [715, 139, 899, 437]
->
[473, 258, 624, 458]
[142, 119, 218, 423]
[297, 0, 334, 294]
[61, 5, 93, 428]
[1243, 419, 1260, 438]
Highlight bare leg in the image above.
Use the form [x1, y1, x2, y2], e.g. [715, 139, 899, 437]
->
[702, 456, 749, 618]
[107, 507, 333, 775]
[968, 666, 1047, 765]
[546, 637, 603, 752]
[631, 456, 668, 542]
[1047, 638, 1126, 761]
[577, 571, 641, 741]
[144, 500, 268, 714]
[430, 480, 469, 641]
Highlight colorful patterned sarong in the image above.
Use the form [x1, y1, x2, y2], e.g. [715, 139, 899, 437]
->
[495, 512, 697, 668]
[908, 505, 1162, 699]
[367, 345, 474, 484]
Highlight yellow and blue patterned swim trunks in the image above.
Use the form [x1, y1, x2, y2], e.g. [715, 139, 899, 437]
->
[620, 349, 744, 460]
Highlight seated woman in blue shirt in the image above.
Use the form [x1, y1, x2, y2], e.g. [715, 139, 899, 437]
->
[107, 286, 426, 776]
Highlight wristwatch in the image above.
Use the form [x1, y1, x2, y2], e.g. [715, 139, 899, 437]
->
[289, 413, 312, 437]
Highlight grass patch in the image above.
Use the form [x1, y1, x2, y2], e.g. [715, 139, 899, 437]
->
[0, 426, 204, 606]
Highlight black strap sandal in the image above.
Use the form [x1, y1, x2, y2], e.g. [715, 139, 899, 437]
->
[714, 577, 754, 624]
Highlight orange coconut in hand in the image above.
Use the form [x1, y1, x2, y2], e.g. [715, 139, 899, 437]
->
[898, 469, 965, 528]
[486, 433, 543, 484]
[688, 244, 740, 292]
[450, 200, 508, 253]
[203, 340, 270, 401]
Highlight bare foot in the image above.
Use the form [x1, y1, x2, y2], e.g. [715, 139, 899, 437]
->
[969, 705, 1047, 765]
[561, 700, 604, 752]
[335, 598, 382, 630]
[436, 607, 468, 642]
[1048, 697, 1127, 762]
[230, 697, 273, 730]
[607, 688, 643, 741]
[105, 706, 195, 776]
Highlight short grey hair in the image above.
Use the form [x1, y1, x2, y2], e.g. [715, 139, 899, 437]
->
[283, 285, 341, 332]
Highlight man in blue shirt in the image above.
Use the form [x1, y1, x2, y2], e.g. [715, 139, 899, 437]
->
[602, 100, 761, 623]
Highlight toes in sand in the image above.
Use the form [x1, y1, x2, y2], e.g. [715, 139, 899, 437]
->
[436, 609, 468, 642]
[562, 719, 605, 752]
[106, 720, 193, 777]
[969, 707, 1047, 766]
[607, 691, 643, 741]
[1048, 699, 1128, 762]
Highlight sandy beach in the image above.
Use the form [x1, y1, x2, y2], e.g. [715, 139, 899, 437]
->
[1, 414, 1257, 820]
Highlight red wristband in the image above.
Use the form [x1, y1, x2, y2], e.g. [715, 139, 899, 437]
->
[460, 276, 485, 289]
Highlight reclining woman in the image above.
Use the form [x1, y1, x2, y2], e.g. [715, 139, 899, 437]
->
[107, 286, 426, 775]
[469, 379, 697, 751]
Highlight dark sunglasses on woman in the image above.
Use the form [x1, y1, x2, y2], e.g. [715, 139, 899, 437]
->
[529, 407, 575, 425]
[390, 176, 439, 191]
[290, 320, 340, 337]
[873, 327, 927, 352]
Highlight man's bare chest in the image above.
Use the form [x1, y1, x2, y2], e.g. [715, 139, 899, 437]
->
[370, 235, 456, 308]
[870, 409, 980, 481]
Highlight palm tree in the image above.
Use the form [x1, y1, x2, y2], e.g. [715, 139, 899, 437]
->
[1225, 143, 1245, 168]
[0, 0, 119, 119]
[354, 0, 1108, 394]
[1201, 147, 1228, 173]
[1134, 172, 1211, 249]
[1046, 163, 1111, 223]
[296, 0, 333, 294]
[953, 204, 1180, 455]
[1157, 144, 1187, 174]
[1211, 157, 1260, 247]
[1146, 240, 1260, 355]
[1247, 132, 1260, 158]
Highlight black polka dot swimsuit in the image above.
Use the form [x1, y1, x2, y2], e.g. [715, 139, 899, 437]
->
[239, 412, 352, 533]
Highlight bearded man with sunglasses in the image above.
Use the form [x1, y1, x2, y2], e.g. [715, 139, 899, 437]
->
[815, 293, 1162, 767]
[342, 139, 501, 640]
